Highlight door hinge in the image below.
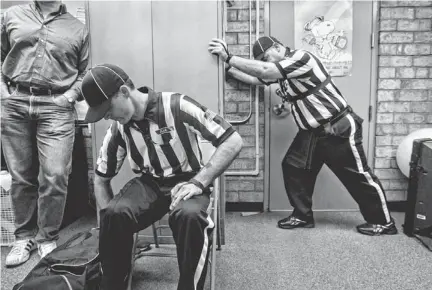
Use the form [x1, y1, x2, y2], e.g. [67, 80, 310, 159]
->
[368, 105, 373, 122]
[371, 32, 375, 49]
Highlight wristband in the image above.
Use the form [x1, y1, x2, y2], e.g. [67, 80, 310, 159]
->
[225, 54, 233, 64]
[189, 178, 205, 191]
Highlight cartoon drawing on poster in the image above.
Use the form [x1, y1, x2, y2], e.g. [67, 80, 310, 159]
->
[295, 0, 353, 77]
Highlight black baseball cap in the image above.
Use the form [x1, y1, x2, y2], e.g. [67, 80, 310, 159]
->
[81, 64, 130, 123]
[252, 36, 282, 60]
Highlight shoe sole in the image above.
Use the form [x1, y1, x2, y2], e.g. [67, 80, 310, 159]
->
[278, 223, 315, 230]
[357, 228, 398, 236]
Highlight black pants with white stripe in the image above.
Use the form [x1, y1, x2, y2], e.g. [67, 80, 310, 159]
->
[99, 174, 213, 290]
[281, 112, 392, 225]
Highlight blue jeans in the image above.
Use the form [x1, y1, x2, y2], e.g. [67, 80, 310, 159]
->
[1, 87, 75, 243]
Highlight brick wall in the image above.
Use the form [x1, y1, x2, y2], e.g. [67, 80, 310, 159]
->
[224, 1, 266, 203]
[377, 1, 432, 201]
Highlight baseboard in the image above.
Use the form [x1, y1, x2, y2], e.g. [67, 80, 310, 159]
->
[226, 202, 263, 212]
[387, 201, 407, 212]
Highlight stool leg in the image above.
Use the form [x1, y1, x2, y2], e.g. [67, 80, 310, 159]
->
[152, 223, 159, 248]
[127, 233, 139, 290]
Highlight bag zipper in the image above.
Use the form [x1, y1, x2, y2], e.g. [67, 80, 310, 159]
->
[60, 275, 73, 290]
[50, 254, 99, 276]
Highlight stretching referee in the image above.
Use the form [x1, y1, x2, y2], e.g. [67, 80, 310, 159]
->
[81, 64, 242, 290]
[208, 36, 397, 236]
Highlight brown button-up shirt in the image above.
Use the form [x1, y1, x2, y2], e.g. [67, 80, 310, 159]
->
[1, 2, 89, 99]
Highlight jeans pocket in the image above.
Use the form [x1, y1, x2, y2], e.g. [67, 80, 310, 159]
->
[52, 94, 74, 109]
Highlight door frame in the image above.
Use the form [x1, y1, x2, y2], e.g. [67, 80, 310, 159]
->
[264, 0, 380, 211]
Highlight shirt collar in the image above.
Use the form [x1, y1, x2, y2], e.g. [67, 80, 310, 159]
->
[33, 1, 67, 16]
[138, 86, 158, 123]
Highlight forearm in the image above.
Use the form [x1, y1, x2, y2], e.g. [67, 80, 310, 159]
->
[227, 67, 263, 86]
[193, 132, 243, 188]
[227, 55, 277, 79]
[94, 174, 114, 210]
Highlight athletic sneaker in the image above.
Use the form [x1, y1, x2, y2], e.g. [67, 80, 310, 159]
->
[5, 239, 36, 267]
[277, 215, 315, 229]
[38, 240, 57, 258]
[356, 219, 398, 236]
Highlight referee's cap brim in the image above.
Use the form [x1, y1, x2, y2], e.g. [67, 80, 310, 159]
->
[84, 99, 111, 123]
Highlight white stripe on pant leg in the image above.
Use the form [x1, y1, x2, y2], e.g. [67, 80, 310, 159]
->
[193, 215, 214, 290]
[346, 115, 391, 223]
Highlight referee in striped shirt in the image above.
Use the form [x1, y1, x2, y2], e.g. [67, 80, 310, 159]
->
[209, 36, 397, 236]
[80, 64, 242, 290]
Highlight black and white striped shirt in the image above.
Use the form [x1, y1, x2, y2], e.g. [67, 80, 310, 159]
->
[259, 49, 348, 130]
[96, 87, 235, 178]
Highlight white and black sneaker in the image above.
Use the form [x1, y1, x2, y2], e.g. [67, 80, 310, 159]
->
[278, 215, 315, 229]
[5, 239, 36, 267]
[356, 219, 398, 236]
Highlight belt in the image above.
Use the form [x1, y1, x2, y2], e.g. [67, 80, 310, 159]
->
[9, 82, 65, 96]
[312, 106, 352, 134]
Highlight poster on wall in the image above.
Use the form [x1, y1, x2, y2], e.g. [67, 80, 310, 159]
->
[294, 0, 353, 77]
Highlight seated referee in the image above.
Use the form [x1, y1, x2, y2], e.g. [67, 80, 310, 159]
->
[81, 64, 243, 290]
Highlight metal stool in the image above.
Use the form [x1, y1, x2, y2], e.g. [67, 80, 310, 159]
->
[127, 183, 221, 290]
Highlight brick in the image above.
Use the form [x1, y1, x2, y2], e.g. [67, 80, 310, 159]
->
[377, 90, 396, 101]
[430, 68, 432, 79]
[416, 7, 432, 18]
[428, 115, 432, 123]
[225, 33, 238, 45]
[379, 44, 398, 55]
[255, 180, 264, 191]
[239, 191, 263, 202]
[380, 7, 415, 19]
[238, 101, 252, 112]
[228, 157, 255, 169]
[238, 125, 256, 135]
[226, 179, 254, 191]
[377, 113, 394, 124]
[225, 78, 239, 89]
[226, 191, 239, 202]
[409, 124, 432, 133]
[401, 44, 431, 55]
[396, 67, 415, 78]
[229, 45, 250, 56]
[379, 32, 414, 43]
[380, 20, 397, 31]
[391, 159, 399, 169]
[375, 169, 405, 179]
[414, 56, 432, 66]
[401, 79, 432, 89]
[392, 136, 406, 146]
[379, 67, 396, 78]
[375, 158, 392, 169]
[378, 102, 410, 113]
[394, 113, 426, 123]
[398, 90, 428, 101]
[386, 190, 407, 201]
[375, 135, 392, 146]
[430, 90, 432, 100]
[375, 146, 397, 158]
[227, 22, 249, 32]
[224, 102, 237, 113]
[238, 33, 253, 45]
[378, 79, 401, 90]
[238, 10, 263, 21]
[376, 124, 409, 135]
[238, 147, 255, 159]
[411, 102, 432, 113]
[414, 32, 432, 43]
[416, 68, 430, 78]
[381, 1, 432, 7]
[227, 10, 237, 21]
[379, 56, 412, 67]
[397, 19, 431, 31]
[387, 179, 408, 190]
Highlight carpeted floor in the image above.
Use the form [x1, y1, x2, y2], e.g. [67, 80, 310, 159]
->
[2, 211, 432, 290]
